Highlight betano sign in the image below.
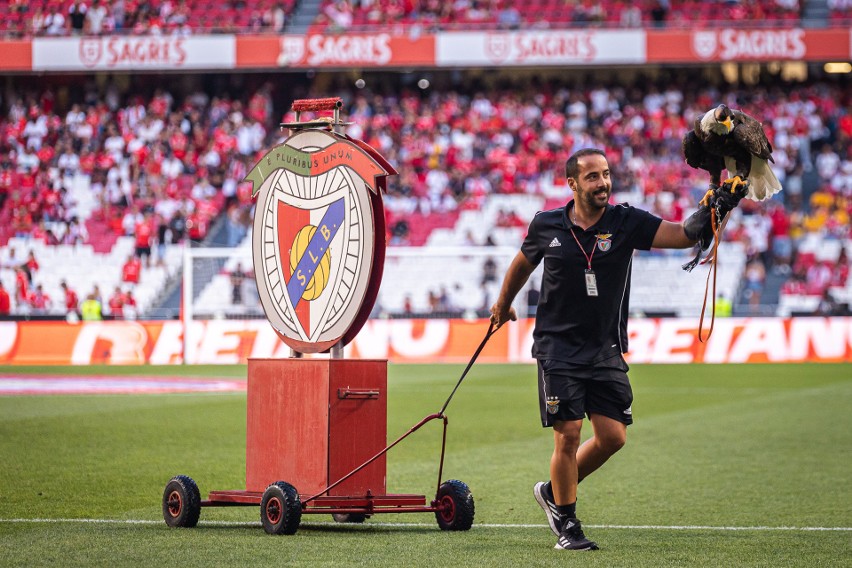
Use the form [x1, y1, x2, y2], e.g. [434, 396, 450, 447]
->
[0, 318, 850, 365]
[3, 28, 849, 71]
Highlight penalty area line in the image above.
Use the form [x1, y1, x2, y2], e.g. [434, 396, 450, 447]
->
[0, 519, 850, 531]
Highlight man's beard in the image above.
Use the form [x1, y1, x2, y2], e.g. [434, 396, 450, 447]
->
[581, 186, 611, 210]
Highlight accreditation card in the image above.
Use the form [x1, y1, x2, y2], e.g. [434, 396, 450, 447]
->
[585, 269, 598, 297]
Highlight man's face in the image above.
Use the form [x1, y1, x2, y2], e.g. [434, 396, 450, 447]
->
[569, 154, 612, 211]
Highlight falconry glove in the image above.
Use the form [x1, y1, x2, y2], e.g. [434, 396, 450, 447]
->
[682, 185, 717, 251]
[713, 178, 748, 219]
[681, 181, 748, 272]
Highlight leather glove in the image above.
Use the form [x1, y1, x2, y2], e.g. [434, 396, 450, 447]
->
[713, 179, 748, 218]
[683, 184, 720, 250]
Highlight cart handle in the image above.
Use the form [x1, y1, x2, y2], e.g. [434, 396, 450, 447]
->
[291, 98, 343, 112]
[301, 323, 501, 507]
[338, 388, 380, 400]
[301, 412, 445, 506]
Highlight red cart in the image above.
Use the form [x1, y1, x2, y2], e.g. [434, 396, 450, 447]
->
[162, 358, 475, 535]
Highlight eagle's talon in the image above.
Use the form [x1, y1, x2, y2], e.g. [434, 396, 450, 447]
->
[699, 187, 715, 207]
[722, 175, 748, 194]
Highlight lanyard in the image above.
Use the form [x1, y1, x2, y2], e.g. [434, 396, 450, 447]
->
[569, 226, 596, 270]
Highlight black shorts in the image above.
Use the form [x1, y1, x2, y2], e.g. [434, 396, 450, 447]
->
[135, 246, 151, 259]
[537, 354, 633, 427]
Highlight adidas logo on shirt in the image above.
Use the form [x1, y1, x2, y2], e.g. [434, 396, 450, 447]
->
[549, 237, 561, 248]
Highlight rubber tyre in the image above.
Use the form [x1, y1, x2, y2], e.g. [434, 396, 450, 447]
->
[162, 475, 201, 528]
[435, 479, 475, 531]
[332, 513, 368, 524]
[260, 482, 302, 535]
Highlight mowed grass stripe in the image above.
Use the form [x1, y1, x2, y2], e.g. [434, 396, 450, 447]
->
[2, 518, 851, 531]
[0, 363, 848, 568]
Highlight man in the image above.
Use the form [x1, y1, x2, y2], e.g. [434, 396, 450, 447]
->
[80, 293, 102, 321]
[0, 281, 11, 316]
[231, 263, 247, 305]
[61, 280, 79, 316]
[28, 285, 51, 314]
[107, 286, 125, 319]
[122, 254, 142, 285]
[490, 148, 744, 551]
[134, 213, 153, 267]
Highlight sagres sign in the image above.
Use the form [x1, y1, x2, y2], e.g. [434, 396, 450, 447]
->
[246, 129, 395, 353]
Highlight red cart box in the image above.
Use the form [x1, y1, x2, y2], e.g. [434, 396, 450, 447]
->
[245, 358, 387, 497]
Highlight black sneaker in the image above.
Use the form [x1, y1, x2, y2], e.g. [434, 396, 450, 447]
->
[554, 518, 599, 551]
[533, 481, 563, 537]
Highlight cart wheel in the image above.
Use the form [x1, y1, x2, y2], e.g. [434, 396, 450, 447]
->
[435, 479, 474, 531]
[260, 481, 302, 535]
[332, 513, 368, 524]
[162, 475, 201, 528]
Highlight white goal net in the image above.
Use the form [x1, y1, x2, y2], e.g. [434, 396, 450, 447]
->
[183, 243, 526, 324]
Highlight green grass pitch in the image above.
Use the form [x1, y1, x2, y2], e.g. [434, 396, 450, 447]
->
[0, 363, 849, 567]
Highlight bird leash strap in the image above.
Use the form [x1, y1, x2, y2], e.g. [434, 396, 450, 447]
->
[697, 203, 724, 343]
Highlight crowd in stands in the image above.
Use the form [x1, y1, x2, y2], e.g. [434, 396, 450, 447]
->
[2, 0, 852, 38]
[0, 0, 295, 37]
[0, 70, 850, 317]
[0, 77, 275, 316]
[314, 0, 851, 32]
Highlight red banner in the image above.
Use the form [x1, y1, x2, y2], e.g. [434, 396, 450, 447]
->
[1, 28, 849, 71]
[1, 318, 851, 366]
[236, 33, 436, 69]
[646, 28, 851, 63]
[0, 41, 32, 71]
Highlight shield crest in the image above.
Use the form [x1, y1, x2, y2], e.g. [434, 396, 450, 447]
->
[692, 31, 718, 60]
[596, 233, 612, 252]
[248, 129, 394, 353]
[485, 33, 512, 63]
[79, 38, 103, 68]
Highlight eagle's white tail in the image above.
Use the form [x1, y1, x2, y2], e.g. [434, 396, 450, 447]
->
[724, 156, 782, 201]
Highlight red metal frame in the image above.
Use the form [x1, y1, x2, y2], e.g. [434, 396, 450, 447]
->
[203, 412, 452, 516]
[199, 324, 497, 521]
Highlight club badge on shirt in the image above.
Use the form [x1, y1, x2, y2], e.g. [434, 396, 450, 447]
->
[546, 396, 559, 414]
[595, 233, 612, 252]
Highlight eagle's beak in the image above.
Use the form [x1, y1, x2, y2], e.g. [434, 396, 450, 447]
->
[721, 116, 733, 133]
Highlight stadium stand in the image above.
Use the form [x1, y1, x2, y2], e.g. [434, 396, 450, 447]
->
[1, 0, 849, 37]
[1, 72, 850, 317]
[309, 0, 852, 32]
[0, 0, 299, 37]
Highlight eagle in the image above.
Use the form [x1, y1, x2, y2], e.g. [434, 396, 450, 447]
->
[682, 104, 781, 201]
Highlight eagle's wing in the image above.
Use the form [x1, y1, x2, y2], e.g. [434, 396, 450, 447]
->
[731, 109, 774, 162]
[683, 130, 725, 184]
[730, 110, 781, 200]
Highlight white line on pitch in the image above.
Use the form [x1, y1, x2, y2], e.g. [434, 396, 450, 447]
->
[0, 519, 850, 531]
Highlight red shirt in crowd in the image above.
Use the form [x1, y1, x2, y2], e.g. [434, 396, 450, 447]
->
[14, 269, 29, 302]
[122, 256, 142, 284]
[108, 291, 124, 318]
[65, 287, 79, 312]
[135, 220, 153, 248]
[0, 286, 10, 315]
[29, 289, 50, 310]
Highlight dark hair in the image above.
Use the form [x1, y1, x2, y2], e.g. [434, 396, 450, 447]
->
[565, 148, 607, 179]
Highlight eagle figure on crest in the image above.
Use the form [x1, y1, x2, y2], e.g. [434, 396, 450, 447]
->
[682, 104, 782, 201]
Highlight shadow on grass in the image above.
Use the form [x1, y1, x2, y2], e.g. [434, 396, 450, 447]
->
[191, 521, 440, 535]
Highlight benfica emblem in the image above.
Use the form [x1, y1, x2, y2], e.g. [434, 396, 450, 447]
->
[79, 38, 103, 68]
[246, 127, 395, 353]
[595, 233, 612, 252]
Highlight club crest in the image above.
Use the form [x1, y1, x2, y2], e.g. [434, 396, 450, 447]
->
[595, 233, 612, 252]
[246, 129, 395, 353]
[546, 396, 559, 415]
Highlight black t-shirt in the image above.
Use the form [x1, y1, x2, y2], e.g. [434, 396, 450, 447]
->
[521, 201, 662, 364]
